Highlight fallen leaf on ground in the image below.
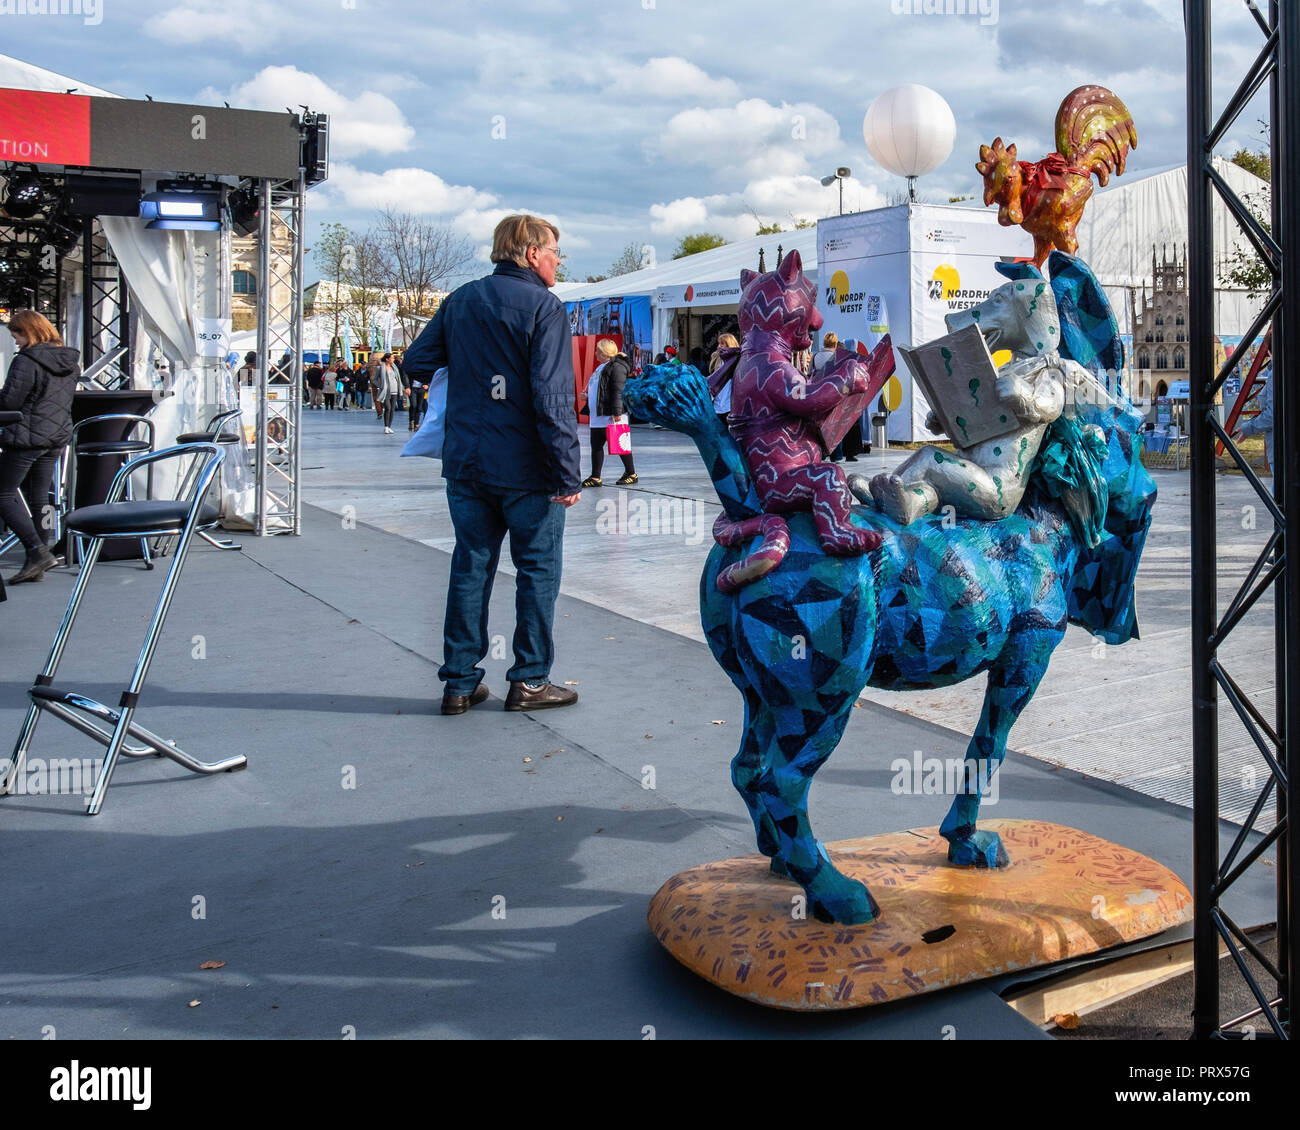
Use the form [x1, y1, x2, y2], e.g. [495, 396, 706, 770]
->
[188, 1000, 201, 1008]
[523, 756, 532, 763]
[199, 960, 225, 971]
[556, 815, 564, 821]
[644, 734, 653, 739]
[403, 860, 425, 868]
[710, 720, 725, 725]
[1052, 1012, 1079, 1030]
[563, 680, 579, 685]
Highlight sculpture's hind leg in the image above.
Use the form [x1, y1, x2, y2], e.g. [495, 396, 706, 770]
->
[731, 687, 782, 859]
[766, 698, 880, 924]
[940, 651, 1052, 868]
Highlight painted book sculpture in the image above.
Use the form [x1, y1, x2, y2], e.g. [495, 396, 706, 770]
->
[625, 253, 1155, 925]
[978, 85, 1137, 266]
[868, 268, 1099, 529]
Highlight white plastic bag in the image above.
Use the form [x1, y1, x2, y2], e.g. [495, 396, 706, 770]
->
[400, 367, 448, 459]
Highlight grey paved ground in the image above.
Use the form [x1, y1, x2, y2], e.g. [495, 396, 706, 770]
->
[0, 410, 1278, 1040]
[302, 409, 1280, 824]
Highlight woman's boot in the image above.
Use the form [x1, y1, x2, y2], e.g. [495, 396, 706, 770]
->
[7, 545, 58, 584]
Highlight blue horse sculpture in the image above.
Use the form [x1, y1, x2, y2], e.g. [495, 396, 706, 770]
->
[627, 256, 1154, 924]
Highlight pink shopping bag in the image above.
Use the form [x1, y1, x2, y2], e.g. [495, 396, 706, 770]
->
[606, 421, 632, 455]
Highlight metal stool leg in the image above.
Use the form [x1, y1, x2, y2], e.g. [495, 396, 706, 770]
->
[2, 536, 106, 796]
[84, 513, 209, 815]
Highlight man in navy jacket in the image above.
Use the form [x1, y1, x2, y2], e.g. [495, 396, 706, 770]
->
[403, 214, 582, 714]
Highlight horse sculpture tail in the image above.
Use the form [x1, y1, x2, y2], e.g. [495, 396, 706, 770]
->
[623, 364, 790, 592]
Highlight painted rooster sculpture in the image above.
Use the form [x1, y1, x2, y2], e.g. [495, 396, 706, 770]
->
[978, 85, 1137, 266]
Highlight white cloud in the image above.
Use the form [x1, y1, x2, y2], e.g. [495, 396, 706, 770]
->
[651, 98, 842, 180]
[148, 1, 292, 46]
[326, 162, 497, 215]
[198, 67, 413, 159]
[605, 57, 740, 103]
[649, 174, 887, 242]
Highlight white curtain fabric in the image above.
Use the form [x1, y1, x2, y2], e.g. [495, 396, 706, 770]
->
[99, 219, 250, 513]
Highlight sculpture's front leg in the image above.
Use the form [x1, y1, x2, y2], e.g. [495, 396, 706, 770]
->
[940, 650, 1055, 867]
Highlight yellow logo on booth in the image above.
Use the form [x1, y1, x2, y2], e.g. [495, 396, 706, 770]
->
[830, 270, 851, 304]
[930, 264, 960, 300]
[882, 374, 903, 412]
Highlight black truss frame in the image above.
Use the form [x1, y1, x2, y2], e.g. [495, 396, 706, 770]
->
[1187, 0, 1295, 1039]
[80, 216, 130, 388]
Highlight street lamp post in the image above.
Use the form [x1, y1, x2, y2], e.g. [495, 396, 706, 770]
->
[820, 167, 851, 215]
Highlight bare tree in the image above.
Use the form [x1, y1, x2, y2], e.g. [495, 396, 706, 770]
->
[608, 242, 647, 277]
[311, 221, 353, 353]
[343, 227, 388, 354]
[375, 209, 474, 345]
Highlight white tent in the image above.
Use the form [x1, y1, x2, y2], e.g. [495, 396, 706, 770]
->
[557, 227, 821, 354]
[0, 52, 118, 97]
[1076, 156, 1268, 336]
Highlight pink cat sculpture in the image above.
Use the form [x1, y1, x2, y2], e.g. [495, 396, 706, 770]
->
[727, 250, 882, 556]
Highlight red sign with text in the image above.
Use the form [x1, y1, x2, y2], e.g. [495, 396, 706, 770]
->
[0, 88, 91, 165]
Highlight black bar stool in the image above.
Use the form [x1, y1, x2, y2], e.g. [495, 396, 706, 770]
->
[175, 408, 244, 552]
[67, 413, 156, 568]
[1, 442, 248, 815]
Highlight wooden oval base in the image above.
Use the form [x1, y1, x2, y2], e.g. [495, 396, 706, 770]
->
[647, 819, 1192, 1011]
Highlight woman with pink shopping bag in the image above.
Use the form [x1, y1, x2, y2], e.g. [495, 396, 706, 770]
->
[582, 338, 636, 487]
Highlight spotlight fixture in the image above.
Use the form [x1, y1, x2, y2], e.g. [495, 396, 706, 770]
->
[2, 171, 47, 219]
[140, 179, 224, 231]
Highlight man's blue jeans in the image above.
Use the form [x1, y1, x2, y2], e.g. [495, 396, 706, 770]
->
[440, 477, 566, 694]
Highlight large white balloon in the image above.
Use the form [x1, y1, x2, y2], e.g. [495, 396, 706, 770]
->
[863, 84, 956, 179]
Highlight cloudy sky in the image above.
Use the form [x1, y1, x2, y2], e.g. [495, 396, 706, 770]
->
[7, 0, 1273, 284]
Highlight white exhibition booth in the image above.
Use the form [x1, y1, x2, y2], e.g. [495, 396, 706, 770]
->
[559, 157, 1268, 442]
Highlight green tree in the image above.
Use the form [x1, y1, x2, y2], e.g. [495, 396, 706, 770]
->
[1223, 141, 1274, 298]
[1229, 146, 1270, 181]
[755, 221, 783, 235]
[672, 232, 727, 259]
[791, 216, 816, 229]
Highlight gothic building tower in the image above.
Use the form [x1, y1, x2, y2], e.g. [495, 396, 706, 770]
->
[1129, 243, 1190, 403]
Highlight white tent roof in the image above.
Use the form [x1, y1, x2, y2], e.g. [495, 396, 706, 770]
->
[1077, 156, 1267, 287]
[0, 52, 119, 97]
[556, 226, 821, 304]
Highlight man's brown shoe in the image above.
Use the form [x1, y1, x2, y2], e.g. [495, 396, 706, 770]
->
[504, 681, 578, 711]
[441, 685, 491, 715]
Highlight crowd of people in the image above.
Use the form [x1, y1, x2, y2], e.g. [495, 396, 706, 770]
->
[302, 354, 428, 435]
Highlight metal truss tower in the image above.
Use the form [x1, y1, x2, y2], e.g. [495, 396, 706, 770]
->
[1186, 0, 1296, 1039]
[80, 217, 130, 388]
[254, 176, 305, 536]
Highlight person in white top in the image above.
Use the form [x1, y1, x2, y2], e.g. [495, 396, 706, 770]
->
[583, 338, 636, 487]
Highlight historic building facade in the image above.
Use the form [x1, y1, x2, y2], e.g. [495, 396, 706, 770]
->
[1129, 243, 1189, 404]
